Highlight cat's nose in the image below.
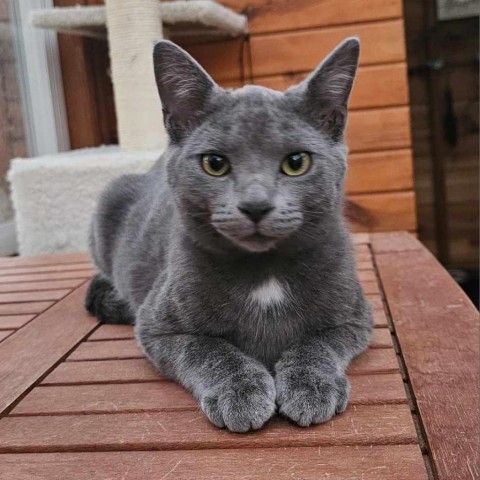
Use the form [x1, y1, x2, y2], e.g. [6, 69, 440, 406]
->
[237, 201, 274, 223]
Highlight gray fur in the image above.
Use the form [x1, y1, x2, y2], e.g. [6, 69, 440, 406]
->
[88, 38, 373, 432]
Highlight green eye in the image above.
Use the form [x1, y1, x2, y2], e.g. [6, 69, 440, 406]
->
[201, 154, 230, 176]
[281, 152, 312, 176]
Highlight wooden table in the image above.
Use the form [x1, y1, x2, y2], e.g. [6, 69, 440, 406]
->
[0, 232, 477, 480]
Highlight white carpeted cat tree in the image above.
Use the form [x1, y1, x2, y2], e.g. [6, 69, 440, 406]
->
[8, 0, 247, 256]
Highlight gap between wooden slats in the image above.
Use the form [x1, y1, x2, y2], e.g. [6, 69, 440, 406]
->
[0, 252, 90, 268]
[0, 315, 36, 330]
[185, 20, 407, 81]
[0, 445, 429, 479]
[0, 263, 93, 277]
[0, 404, 418, 453]
[10, 373, 407, 416]
[0, 279, 85, 294]
[227, 0, 403, 34]
[42, 349, 400, 386]
[0, 269, 95, 284]
[0, 290, 72, 304]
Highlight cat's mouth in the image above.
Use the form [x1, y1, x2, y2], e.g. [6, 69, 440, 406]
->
[233, 232, 278, 253]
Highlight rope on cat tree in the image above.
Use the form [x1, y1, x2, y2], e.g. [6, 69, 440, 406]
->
[105, 0, 167, 150]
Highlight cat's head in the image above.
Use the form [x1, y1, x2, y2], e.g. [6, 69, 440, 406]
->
[153, 39, 359, 253]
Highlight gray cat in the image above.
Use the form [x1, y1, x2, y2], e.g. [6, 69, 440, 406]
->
[86, 38, 373, 432]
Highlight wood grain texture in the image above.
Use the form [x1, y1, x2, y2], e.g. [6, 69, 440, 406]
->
[0, 279, 85, 293]
[0, 290, 71, 304]
[0, 269, 95, 284]
[0, 302, 54, 316]
[346, 107, 411, 153]
[254, 63, 409, 111]
[67, 332, 392, 361]
[0, 263, 92, 277]
[12, 374, 407, 415]
[0, 404, 417, 453]
[346, 150, 414, 194]
[42, 349, 400, 386]
[186, 20, 406, 82]
[0, 330, 14, 342]
[222, 0, 403, 34]
[0, 315, 36, 330]
[348, 191, 417, 232]
[374, 234, 480, 480]
[0, 252, 89, 268]
[0, 445, 428, 479]
[0, 283, 96, 416]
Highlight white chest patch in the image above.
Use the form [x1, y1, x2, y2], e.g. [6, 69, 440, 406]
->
[250, 277, 286, 308]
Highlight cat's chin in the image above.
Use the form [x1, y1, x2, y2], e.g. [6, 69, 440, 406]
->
[230, 234, 278, 253]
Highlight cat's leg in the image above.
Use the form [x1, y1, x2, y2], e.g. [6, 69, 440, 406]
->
[136, 325, 276, 432]
[275, 317, 372, 427]
[85, 274, 135, 325]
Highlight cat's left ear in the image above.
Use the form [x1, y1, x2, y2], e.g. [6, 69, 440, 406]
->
[289, 37, 360, 140]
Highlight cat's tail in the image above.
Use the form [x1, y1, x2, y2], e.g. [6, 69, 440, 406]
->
[85, 274, 135, 325]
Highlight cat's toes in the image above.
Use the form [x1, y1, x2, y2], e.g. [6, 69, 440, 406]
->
[276, 371, 350, 427]
[200, 374, 276, 433]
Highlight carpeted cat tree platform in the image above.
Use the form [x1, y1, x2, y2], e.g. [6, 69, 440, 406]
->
[9, 0, 247, 256]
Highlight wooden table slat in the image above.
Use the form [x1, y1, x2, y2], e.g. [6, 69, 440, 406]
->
[11, 374, 407, 416]
[0, 263, 93, 277]
[0, 283, 96, 415]
[0, 279, 86, 294]
[0, 269, 96, 285]
[0, 404, 417, 453]
[0, 315, 36, 330]
[372, 232, 480, 480]
[0, 289, 72, 304]
[43, 349, 401, 386]
[0, 445, 429, 480]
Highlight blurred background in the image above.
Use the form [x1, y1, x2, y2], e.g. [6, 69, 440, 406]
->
[0, 0, 478, 305]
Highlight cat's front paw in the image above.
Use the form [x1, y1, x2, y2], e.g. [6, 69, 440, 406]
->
[275, 369, 350, 427]
[200, 371, 276, 433]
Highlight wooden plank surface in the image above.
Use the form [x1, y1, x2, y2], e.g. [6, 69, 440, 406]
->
[0, 289, 71, 304]
[0, 315, 36, 330]
[0, 263, 92, 277]
[0, 279, 85, 293]
[0, 269, 95, 284]
[224, 0, 403, 34]
[0, 445, 429, 479]
[0, 330, 14, 342]
[68, 331, 392, 362]
[254, 63, 409, 111]
[0, 282, 96, 415]
[0, 252, 89, 268]
[373, 233, 480, 480]
[186, 20, 406, 82]
[11, 374, 407, 416]
[346, 150, 414, 194]
[43, 349, 400, 386]
[0, 301, 54, 315]
[0, 404, 417, 453]
[348, 191, 417, 232]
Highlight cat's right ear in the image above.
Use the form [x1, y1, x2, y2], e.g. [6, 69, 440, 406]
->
[153, 40, 217, 141]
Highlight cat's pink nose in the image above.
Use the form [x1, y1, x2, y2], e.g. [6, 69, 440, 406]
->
[237, 202, 274, 223]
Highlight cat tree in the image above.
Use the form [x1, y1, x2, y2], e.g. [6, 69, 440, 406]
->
[8, 0, 247, 255]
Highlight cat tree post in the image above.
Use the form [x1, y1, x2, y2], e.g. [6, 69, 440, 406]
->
[105, 0, 167, 150]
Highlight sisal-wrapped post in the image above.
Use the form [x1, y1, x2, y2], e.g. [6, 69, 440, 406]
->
[105, 0, 167, 150]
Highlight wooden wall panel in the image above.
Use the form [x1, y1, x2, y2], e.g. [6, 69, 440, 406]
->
[347, 192, 417, 232]
[220, 0, 402, 33]
[346, 150, 414, 194]
[252, 63, 409, 110]
[185, 20, 407, 82]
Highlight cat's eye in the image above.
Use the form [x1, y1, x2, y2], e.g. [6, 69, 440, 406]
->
[201, 154, 230, 176]
[281, 152, 312, 176]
